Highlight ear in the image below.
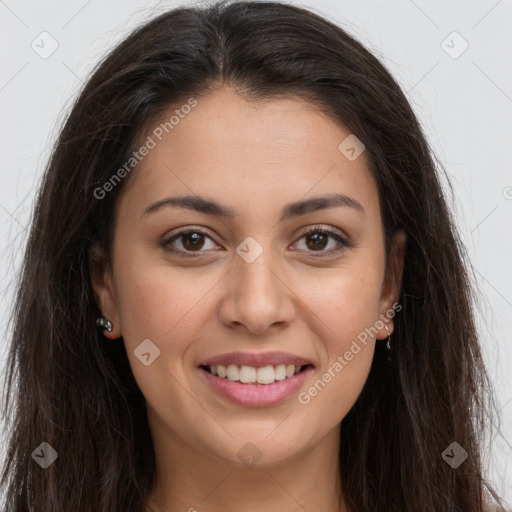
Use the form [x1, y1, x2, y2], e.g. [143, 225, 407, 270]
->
[89, 244, 122, 339]
[377, 229, 406, 339]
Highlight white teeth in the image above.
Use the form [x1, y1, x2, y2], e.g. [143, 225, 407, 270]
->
[207, 363, 306, 384]
[256, 365, 274, 384]
[226, 364, 239, 381]
[239, 365, 257, 383]
[274, 364, 287, 380]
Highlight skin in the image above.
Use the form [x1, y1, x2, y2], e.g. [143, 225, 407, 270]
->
[92, 86, 406, 512]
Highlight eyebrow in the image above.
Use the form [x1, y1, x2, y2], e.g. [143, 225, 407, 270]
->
[142, 193, 365, 221]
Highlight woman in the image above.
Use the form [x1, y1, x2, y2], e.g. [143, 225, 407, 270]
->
[0, 1, 507, 511]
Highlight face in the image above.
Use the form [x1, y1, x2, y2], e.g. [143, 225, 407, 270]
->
[92, 86, 406, 469]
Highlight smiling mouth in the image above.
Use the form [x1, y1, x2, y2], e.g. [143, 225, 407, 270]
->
[199, 363, 314, 385]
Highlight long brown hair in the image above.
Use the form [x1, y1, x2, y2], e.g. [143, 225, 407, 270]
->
[0, 1, 506, 510]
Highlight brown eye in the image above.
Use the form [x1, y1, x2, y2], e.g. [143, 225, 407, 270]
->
[304, 231, 329, 251]
[162, 228, 219, 256]
[181, 232, 206, 251]
[294, 226, 350, 256]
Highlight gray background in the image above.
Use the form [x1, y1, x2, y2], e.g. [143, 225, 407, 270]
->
[0, 0, 511, 506]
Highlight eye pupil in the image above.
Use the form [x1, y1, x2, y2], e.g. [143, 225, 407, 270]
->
[306, 232, 328, 250]
[182, 232, 204, 250]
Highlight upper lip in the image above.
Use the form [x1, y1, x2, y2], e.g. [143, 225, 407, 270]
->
[199, 351, 314, 368]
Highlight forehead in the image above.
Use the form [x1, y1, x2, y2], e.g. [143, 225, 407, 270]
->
[118, 88, 380, 224]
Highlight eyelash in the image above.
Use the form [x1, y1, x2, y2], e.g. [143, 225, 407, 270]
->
[161, 225, 351, 258]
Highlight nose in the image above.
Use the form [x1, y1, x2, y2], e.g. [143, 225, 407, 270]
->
[218, 245, 296, 335]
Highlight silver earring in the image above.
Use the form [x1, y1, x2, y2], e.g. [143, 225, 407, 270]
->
[96, 316, 113, 333]
[384, 323, 391, 350]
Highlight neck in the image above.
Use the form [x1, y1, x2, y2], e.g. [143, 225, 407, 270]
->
[145, 418, 347, 512]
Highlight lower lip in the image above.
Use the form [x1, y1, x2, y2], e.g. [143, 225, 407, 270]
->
[199, 366, 314, 407]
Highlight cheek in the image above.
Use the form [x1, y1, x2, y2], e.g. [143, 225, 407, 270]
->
[293, 264, 382, 411]
[112, 246, 225, 367]
[115, 266, 204, 339]
[299, 259, 384, 343]
[112, 258, 217, 407]
[332, 275, 383, 340]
